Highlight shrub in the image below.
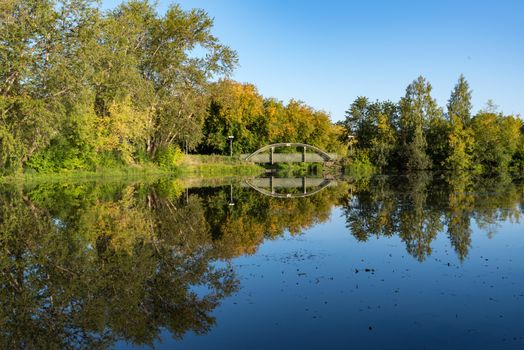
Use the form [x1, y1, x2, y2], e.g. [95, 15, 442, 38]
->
[155, 145, 184, 168]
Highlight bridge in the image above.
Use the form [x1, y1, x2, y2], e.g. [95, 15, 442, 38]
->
[243, 177, 336, 198]
[242, 143, 337, 164]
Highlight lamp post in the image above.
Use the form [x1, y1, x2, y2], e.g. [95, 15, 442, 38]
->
[227, 135, 234, 157]
[347, 135, 355, 155]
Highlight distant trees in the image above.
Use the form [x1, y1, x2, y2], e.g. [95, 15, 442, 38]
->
[1, 1, 522, 176]
[340, 74, 524, 174]
[0, 0, 344, 174]
[201, 80, 267, 154]
[201, 80, 344, 155]
[471, 111, 521, 171]
[340, 98, 397, 169]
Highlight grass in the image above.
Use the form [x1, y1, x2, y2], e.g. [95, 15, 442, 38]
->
[1, 155, 265, 184]
[176, 154, 265, 176]
[1, 164, 170, 184]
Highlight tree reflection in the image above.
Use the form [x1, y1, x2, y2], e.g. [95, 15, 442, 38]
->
[343, 172, 524, 262]
[1, 174, 523, 347]
[0, 179, 347, 348]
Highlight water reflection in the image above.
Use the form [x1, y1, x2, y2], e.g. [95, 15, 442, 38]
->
[0, 173, 523, 348]
[344, 173, 523, 261]
[245, 176, 335, 198]
[0, 178, 347, 348]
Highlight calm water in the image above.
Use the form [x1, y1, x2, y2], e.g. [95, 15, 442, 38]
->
[1, 173, 524, 349]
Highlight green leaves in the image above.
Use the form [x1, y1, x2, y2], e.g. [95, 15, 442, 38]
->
[340, 75, 523, 174]
[399, 76, 442, 170]
[341, 98, 398, 169]
[1, 0, 238, 173]
[471, 112, 522, 172]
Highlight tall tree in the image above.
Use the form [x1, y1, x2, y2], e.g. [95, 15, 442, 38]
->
[201, 80, 266, 154]
[398, 76, 442, 170]
[444, 75, 474, 170]
[0, 0, 99, 172]
[341, 97, 374, 150]
[138, 3, 238, 156]
[447, 74, 473, 126]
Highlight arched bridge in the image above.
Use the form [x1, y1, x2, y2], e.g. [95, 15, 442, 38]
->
[244, 177, 336, 198]
[242, 143, 338, 164]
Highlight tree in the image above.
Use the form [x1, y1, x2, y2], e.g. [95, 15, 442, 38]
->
[340, 98, 398, 167]
[0, 0, 99, 172]
[201, 80, 266, 154]
[471, 111, 522, 172]
[445, 115, 474, 170]
[341, 97, 374, 149]
[444, 75, 474, 170]
[398, 76, 442, 170]
[447, 74, 473, 126]
[137, 3, 237, 156]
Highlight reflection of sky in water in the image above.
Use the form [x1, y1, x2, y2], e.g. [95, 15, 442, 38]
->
[153, 207, 524, 350]
[8, 177, 520, 349]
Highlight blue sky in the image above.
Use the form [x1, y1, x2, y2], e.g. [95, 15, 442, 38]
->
[102, 0, 524, 121]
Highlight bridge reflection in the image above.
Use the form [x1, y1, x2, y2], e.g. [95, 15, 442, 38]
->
[244, 177, 335, 198]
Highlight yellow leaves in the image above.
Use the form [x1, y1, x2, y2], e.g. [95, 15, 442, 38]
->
[213, 79, 264, 124]
[79, 186, 155, 254]
[94, 96, 151, 163]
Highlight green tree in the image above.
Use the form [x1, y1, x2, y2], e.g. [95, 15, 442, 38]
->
[471, 111, 521, 172]
[0, 0, 99, 172]
[201, 80, 266, 154]
[398, 76, 442, 170]
[138, 3, 237, 156]
[340, 98, 398, 168]
[444, 75, 474, 170]
[341, 97, 375, 149]
[447, 74, 473, 126]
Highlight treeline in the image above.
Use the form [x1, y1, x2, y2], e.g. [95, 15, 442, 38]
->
[201, 80, 343, 155]
[0, 0, 343, 175]
[340, 75, 524, 174]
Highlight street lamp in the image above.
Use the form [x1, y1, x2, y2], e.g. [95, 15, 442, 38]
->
[347, 135, 355, 155]
[227, 135, 234, 157]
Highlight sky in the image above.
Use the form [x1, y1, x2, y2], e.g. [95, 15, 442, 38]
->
[102, 0, 524, 122]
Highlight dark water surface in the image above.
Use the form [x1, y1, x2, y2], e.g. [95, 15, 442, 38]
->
[1, 173, 523, 349]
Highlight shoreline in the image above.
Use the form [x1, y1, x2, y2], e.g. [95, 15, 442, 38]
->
[0, 155, 265, 184]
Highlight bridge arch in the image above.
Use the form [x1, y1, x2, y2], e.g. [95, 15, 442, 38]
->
[243, 143, 334, 162]
[245, 178, 334, 198]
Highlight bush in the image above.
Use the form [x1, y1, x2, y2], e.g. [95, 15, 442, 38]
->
[155, 145, 184, 168]
[26, 137, 94, 173]
[344, 151, 375, 178]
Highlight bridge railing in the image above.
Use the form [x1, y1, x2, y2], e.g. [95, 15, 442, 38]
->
[240, 152, 338, 163]
[242, 143, 337, 163]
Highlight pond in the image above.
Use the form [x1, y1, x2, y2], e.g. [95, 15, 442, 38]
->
[1, 173, 523, 349]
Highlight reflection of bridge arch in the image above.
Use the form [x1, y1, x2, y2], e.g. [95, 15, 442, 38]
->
[245, 177, 334, 198]
[243, 143, 336, 163]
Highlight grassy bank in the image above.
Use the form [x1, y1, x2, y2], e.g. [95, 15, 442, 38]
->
[176, 155, 265, 177]
[1, 164, 171, 184]
[1, 155, 265, 183]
